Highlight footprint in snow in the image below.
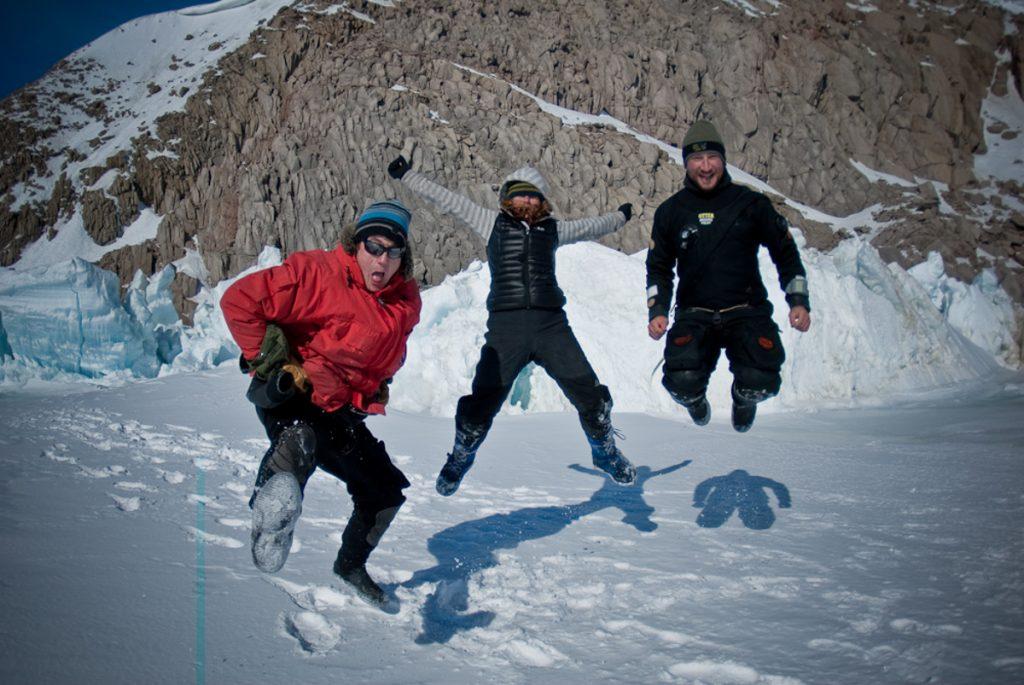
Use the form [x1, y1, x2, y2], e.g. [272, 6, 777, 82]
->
[41, 447, 76, 464]
[267, 577, 352, 613]
[183, 526, 244, 549]
[890, 618, 963, 636]
[282, 611, 341, 654]
[78, 464, 128, 478]
[109, 494, 141, 512]
[158, 469, 186, 485]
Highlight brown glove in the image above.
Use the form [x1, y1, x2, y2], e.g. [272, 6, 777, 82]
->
[281, 361, 310, 393]
[371, 378, 391, 406]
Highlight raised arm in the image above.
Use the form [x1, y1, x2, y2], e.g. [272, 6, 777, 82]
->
[389, 156, 497, 241]
[558, 203, 630, 246]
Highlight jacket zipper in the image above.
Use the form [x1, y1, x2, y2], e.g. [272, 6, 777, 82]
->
[522, 220, 532, 309]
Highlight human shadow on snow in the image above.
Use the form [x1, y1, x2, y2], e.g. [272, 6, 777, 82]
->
[692, 469, 791, 530]
[402, 460, 691, 645]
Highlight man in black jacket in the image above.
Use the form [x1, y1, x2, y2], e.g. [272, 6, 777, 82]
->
[388, 155, 637, 494]
[646, 120, 811, 432]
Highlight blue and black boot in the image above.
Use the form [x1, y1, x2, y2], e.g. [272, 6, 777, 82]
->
[582, 398, 637, 485]
[436, 423, 487, 496]
[587, 430, 637, 485]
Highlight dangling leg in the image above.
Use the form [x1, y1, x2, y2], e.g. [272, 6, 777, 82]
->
[533, 310, 636, 484]
[437, 313, 530, 495]
[318, 413, 410, 610]
[661, 318, 718, 426]
[725, 316, 785, 433]
[249, 407, 319, 573]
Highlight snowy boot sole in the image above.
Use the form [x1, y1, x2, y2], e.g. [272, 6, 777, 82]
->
[251, 472, 302, 573]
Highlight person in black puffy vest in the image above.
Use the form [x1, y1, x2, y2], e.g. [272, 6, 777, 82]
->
[646, 120, 812, 432]
[388, 154, 637, 494]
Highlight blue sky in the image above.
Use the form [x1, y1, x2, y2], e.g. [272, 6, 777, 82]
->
[0, 1, 198, 99]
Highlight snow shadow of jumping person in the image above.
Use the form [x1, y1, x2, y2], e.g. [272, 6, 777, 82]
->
[403, 460, 690, 644]
[693, 469, 791, 530]
[568, 461, 692, 532]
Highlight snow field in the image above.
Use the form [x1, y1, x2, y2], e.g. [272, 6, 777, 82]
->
[2, 369, 1021, 683]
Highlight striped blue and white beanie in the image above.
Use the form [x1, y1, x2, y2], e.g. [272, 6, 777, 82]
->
[355, 199, 411, 247]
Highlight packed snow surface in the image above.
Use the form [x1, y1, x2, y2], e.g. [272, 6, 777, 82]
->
[0, 369, 1020, 684]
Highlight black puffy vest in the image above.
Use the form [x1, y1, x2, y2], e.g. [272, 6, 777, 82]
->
[485, 212, 565, 311]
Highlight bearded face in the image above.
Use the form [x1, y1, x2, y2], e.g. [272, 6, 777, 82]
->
[502, 195, 552, 224]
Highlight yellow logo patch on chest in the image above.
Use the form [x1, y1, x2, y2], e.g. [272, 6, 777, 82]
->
[698, 212, 715, 226]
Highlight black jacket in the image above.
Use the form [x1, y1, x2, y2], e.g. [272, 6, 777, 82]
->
[486, 212, 565, 312]
[645, 173, 809, 319]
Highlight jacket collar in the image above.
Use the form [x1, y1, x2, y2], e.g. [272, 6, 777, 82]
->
[683, 169, 733, 198]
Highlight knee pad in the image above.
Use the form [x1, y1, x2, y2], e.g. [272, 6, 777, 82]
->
[273, 424, 317, 478]
[662, 368, 709, 405]
[732, 367, 781, 403]
[366, 505, 401, 547]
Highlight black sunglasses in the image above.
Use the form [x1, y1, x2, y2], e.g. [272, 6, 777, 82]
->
[362, 238, 405, 260]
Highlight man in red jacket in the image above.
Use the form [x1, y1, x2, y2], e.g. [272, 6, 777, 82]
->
[221, 200, 421, 610]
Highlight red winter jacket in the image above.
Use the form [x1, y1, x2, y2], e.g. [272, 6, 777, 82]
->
[220, 246, 421, 415]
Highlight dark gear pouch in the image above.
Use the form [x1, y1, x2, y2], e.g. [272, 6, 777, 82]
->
[663, 319, 711, 371]
[734, 317, 785, 372]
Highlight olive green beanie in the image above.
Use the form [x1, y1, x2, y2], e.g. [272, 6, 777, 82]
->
[681, 120, 726, 162]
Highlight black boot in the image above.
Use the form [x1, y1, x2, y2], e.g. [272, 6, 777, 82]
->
[731, 384, 771, 433]
[685, 396, 711, 426]
[333, 505, 401, 612]
[731, 399, 756, 433]
[666, 385, 711, 427]
[334, 560, 388, 607]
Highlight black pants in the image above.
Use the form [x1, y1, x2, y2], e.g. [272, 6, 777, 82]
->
[456, 309, 612, 438]
[661, 308, 785, 404]
[255, 398, 409, 566]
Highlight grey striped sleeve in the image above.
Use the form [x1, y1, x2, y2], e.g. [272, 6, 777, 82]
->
[557, 210, 627, 246]
[402, 171, 498, 241]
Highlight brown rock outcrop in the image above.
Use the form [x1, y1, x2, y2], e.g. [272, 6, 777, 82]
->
[0, 0, 1019, 358]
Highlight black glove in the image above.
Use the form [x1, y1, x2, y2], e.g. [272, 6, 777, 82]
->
[618, 203, 632, 222]
[246, 324, 290, 380]
[388, 155, 410, 180]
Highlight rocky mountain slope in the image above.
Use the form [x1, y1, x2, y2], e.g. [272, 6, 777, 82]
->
[0, 0, 1021, 351]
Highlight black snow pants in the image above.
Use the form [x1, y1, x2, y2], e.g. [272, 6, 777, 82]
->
[253, 396, 409, 570]
[455, 308, 613, 441]
[661, 305, 785, 405]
